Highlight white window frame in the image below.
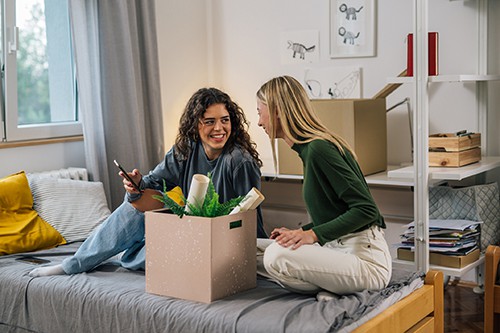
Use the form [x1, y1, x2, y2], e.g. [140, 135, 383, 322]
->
[1, 0, 82, 142]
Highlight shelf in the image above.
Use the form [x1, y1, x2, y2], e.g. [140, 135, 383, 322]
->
[430, 74, 500, 83]
[365, 168, 414, 187]
[265, 158, 500, 186]
[392, 254, 484, 278]
[387, 74, 500, 84]
[387, 156, 500, 181]
[262, 173, 303, 181]
[263, 166, 415, 187]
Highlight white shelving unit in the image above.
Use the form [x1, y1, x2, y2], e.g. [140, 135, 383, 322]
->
[389, 0, 499, 278]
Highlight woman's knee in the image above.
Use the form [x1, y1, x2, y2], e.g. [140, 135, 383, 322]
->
[263, 242, 293, 272]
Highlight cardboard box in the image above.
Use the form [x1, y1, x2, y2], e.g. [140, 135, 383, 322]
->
[277, 98, 387, 176]
[397, 247, 480, 268]
[145, 209, 257, 303]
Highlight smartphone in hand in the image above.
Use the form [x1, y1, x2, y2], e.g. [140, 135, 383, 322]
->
[113, 160, 143, 193]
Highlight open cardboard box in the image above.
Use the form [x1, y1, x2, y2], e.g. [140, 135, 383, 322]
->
[145, 209, 257, 303]
[277, 98, 387, 176]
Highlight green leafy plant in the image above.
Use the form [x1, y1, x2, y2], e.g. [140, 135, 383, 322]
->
[153, 173, 244, 218]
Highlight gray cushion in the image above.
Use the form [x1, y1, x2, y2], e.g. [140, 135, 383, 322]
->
[29, 177, 111, 242]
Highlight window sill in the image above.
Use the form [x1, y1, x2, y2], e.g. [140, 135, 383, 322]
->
[0, 135, 83, 149]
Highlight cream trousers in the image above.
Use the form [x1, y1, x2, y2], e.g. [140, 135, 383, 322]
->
[262, 226, 392, 295]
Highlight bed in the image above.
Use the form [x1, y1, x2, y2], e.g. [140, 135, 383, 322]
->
[0, 244, 443, 333]
[0, 168, 444, 332]
[485, 244, 500, 333]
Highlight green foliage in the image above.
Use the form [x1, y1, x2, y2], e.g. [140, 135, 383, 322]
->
[154, 173, 244, 218]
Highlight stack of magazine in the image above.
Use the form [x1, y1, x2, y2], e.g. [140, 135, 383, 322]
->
[398, 219, 482, 256]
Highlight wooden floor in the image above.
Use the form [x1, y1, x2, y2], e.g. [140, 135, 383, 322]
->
[444, 280, 484, 333]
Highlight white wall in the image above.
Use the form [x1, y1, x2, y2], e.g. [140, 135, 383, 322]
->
[0, 141, 85, 178]
[154, 0, 210, 149]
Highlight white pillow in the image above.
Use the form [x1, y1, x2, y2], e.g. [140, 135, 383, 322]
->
[29, 177, 111, 242]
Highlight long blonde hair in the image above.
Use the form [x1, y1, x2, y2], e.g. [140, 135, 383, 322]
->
[256, 75, 356, 171]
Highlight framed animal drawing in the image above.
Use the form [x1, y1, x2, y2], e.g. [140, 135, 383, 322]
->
[330, 0, 376, 58]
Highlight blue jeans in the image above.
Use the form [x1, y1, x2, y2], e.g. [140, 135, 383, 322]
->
[61, 201, 146, 274]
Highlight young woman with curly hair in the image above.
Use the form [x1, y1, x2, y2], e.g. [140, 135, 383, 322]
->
[29, 87, 266, 277]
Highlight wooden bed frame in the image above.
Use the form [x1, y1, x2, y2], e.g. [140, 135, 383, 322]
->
[485, 244, 500, 333]
[354, 270, 444, 333]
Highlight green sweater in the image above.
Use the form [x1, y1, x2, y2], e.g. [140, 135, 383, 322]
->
[294, 139, 385, 245]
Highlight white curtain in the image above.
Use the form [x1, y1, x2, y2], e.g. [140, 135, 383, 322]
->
[69, 0, 164, 209]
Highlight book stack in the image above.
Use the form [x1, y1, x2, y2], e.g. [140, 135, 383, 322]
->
[397, 219, 482, 268]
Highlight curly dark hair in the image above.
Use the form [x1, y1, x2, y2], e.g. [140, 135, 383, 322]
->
[174, 87, 262, 167]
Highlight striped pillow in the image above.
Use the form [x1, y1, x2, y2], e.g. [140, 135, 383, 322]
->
[29, 177, 111, 242]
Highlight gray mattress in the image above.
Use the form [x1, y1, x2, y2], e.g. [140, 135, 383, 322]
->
[0, 243, 422, 333]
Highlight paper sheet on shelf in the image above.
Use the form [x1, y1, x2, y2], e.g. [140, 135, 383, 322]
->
[404, 219, 482, 231]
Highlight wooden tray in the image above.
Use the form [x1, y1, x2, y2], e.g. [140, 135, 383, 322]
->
[429, 147, 481, 167]
[429, 132, 481, 152]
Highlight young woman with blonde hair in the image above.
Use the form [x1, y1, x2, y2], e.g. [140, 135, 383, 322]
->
[256, 75, 391, 298]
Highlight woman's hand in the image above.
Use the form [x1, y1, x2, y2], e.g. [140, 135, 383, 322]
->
[120, 168, 142, 194]
[269, 227, 318, 250]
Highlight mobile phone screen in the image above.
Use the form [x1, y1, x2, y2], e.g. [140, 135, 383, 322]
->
[16, 256, 51, 265]
[113, 160, 143, 192]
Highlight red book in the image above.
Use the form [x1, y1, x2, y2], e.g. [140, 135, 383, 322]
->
[407, 32, 439, 76]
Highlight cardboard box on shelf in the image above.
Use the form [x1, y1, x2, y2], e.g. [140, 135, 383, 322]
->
[397, 247, 480, 268]
[145, 209, 257, 303]
[277, 98, 387, 176]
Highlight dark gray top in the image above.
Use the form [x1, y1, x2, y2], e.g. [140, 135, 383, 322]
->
[129, 141, 267, 237]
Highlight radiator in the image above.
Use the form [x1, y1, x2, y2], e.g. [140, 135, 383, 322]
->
[27, 167, 88, 181]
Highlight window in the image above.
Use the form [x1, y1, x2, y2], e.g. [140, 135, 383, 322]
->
[0, 0, 81, 142]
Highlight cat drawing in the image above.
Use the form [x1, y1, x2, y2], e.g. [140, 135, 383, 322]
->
[287, 41, 316, 60]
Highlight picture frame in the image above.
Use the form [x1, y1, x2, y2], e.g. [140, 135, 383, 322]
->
[330, 0, 376, 58]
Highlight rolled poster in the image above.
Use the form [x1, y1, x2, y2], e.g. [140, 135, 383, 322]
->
[185, 174, 210, 213]
[229, 187, 265, 215]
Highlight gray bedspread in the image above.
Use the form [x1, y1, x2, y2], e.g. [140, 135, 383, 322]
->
[0, 243, 422, 333]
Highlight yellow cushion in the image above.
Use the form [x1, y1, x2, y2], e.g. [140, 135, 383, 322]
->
[0, 171, 66, 255]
